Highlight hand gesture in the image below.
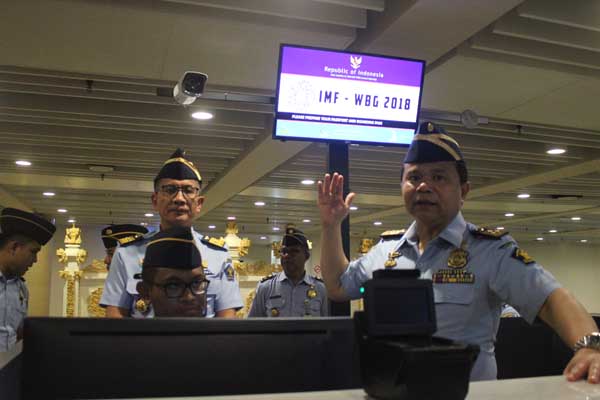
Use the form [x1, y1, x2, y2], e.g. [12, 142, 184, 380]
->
[564, 348, 600, 383]
[317, 173, 355, 228]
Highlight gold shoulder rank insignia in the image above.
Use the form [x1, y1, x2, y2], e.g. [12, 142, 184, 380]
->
[380, 229, 406, 240]
[471, 226, 508, 239]
[512, 248, 535, 264]
[202, 236, 226, 249]
[261, 274, 276, 283]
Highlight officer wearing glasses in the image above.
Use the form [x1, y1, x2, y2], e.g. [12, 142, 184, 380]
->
[100, 148, 242, 318]
[135, 227, 210, 318]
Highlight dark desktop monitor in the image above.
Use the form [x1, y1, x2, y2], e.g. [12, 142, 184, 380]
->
[22, 317, 359, 399]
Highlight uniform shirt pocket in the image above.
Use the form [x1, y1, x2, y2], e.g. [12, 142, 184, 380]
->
[266, 296, 285, 316]
[309, 298, 322, 316]
[433, 284, 474, 305]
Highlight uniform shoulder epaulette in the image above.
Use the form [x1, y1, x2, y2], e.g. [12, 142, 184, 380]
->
[260, 274, 276, 283]
[201, 236, 227, 251]
[380, 229, 406, 240]
[120, 235, 145, 247]
[470, 226, 509, 240]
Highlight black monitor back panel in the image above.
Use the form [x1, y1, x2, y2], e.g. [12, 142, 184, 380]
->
[22, 317, 360, 399]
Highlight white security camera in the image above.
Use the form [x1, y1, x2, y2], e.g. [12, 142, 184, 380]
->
[173, 71, 208, 105]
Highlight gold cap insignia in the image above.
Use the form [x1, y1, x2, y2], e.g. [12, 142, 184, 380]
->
[106, 229, 112, 235]
[427, 122, 434, 132]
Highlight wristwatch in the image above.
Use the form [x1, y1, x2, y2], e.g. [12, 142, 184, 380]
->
[573, 332, 600, 352]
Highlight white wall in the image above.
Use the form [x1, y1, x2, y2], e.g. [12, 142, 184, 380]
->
[525, 241, 600, 314]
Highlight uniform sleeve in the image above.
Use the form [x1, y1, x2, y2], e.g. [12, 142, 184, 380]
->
[100, 250, 133, 309]
[339, 242, 385, 300]
[248, 282, 266, 318]
[214, 257, 243, 312]
[488, 240, 561, 324]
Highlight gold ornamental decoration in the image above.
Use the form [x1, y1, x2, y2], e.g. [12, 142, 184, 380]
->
[87, 288, 106, 317]
[236, 289, 257, 318]
[358, 238, 375, 254]
[64, 224, 82, 245]
[59, 270, 83, 317]
[56, 248, 68, 264]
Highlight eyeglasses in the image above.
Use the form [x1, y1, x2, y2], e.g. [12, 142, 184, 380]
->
[158, 185, 201, 199]
[150, 278, 210, 299]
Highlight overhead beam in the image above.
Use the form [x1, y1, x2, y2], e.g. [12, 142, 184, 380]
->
[494, 12, 600, 53]
[352, 158, 600, 223]
[0, 185, 32, 211]
[0, 173, 152, 193]
[480, 205, 600, 228]
[519, 0, 600, 33]
[160, 0, 367, 28]
[471, 31, 600, 70]
[199, 124, 311, 216]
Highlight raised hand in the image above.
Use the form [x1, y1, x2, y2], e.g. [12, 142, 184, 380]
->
[317, 173, 355, 228]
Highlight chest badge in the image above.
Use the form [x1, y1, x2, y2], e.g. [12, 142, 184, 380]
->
[447, 248, 468, 269]
[270, 308, 280, 317]
[384, 251, 401, 268]
[307, 286, 317, 299]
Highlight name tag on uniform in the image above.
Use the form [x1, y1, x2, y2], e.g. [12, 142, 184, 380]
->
[432, 269, 475, 284]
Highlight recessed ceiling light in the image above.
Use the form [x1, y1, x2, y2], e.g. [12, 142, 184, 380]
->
[144, 213, 154, 217]
[254, 201, 266, 207]
[301, 179, 315, 185]
[536, 237, 544, 241]
[581, 239, 588, 243]
[505, 213, 515, 217]
[191, 111, 213, 120]
[57, 209, 67, 213]
[546, 148, 566, 155]
[227, 216, 236, 221]
[302, 219, 311, 223]
[67, 219, 76, 223]
[349, 206, 358, 211]
[549, 229, 557, 233]
[88, 164, 115, 173]
[260, 236, 267, 240]
[43, 192, 55, 197]
[272, 226, 280, 231]
[15, 160, 31, 166]
[571, 216, 581, 221]
[373, 221, 382, 226]
[496, 227, 505, 230]
[208, 225, 216, 229]
[517, 193, 530, 199]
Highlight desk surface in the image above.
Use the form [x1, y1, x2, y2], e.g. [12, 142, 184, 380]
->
[120, 375, 600, 400]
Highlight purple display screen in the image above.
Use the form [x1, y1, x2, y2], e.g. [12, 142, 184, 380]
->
[273, 44, 425, 146]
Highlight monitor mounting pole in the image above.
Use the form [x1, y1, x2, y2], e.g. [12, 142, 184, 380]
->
[328, 142, 351, 316]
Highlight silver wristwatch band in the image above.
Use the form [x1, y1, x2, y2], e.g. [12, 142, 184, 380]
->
[573, 332, 600, 352]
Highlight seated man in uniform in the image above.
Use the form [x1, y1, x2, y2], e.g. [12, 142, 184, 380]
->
[100, 148, 242, 318]
[248, 227, 327, 317]
[317, 121, 600, 383]
[0, 208, 56, 351]
[135, 227, 209, 317]
[100, 224, 148, 269]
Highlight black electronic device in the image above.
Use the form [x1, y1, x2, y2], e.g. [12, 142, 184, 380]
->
[22, 317, 359, 399]
[355, 270, 479, 400]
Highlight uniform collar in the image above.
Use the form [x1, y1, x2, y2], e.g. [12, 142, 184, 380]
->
[438, 212, 466, 248]
[279, 270, 309, 285]
[402, 212, 465, 249]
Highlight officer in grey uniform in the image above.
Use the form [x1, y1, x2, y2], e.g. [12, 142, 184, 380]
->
[0, 208, 56, 351]
[100, 148, 243, 318]
[135, 226, 210, 318]
[248, 227, 328, 317]
[318, 121, 600, 383]
[100, 224, 148, 269]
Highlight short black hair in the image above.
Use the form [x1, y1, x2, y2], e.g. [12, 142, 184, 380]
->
[401, 160, 468, 185]
[0, 232, 37, 250]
